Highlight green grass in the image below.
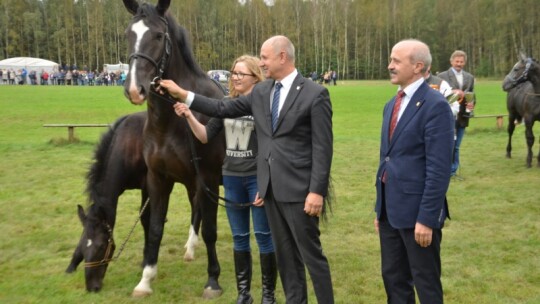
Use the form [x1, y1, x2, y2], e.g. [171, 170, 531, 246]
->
[0, 82, 539, 303]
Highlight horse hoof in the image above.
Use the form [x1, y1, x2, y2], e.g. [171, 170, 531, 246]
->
[184, 252, 194, 262]
[132, 289, 152, 298]
[202, 287, 223, 299]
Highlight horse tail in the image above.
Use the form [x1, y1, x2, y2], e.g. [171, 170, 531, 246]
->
[86, 115, 130, 205]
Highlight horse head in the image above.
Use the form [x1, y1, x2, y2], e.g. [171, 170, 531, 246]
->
[502, 53, 539, 92]
[74, 204, 116, 292]
[123, 0, 172, 105]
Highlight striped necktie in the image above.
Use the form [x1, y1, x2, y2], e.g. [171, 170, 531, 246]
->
[389, 90, 405, 140]
[271, 82, 282, 132]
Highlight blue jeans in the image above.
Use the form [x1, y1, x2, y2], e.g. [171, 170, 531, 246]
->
[452, 126, 466, 175]
[223, 175, 274, 253]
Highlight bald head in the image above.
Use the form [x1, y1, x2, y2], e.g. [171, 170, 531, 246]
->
[259, 35, 296, 81]
[388, 39, 432, 87]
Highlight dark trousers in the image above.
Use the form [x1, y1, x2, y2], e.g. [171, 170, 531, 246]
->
[265, 187, 334, 304]
[379, 213, 443, 304]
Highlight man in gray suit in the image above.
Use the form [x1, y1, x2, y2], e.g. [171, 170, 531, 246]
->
[438, 50, 475, 177]
[159, 35, 334, 304]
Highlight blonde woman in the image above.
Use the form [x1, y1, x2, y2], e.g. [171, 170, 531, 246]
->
[175, 55, 276, 304]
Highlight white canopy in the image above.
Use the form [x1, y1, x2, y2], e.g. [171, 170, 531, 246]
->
[0, 57, 59, 73]
[104, 63, 129, 73]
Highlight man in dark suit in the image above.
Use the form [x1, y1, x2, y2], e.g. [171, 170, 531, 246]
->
[437, 50, 475, 177]
[374, 39, 454, 304]
[159, 35, 334, 304]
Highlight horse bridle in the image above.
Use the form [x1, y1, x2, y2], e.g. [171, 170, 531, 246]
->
[507, 57, 533, 90]
[84, 223, 115, 268]
[128, 15, 171, 87]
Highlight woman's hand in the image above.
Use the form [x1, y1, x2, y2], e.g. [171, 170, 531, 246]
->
[173, 102, 192, 118]
[252, 192, 264, 207]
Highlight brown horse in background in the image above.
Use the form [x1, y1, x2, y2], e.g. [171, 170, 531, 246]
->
[502, 53, 540, 168]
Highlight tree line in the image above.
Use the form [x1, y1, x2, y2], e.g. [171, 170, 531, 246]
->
[1, 0, 538, 80]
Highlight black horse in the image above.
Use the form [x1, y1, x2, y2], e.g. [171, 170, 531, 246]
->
[502, 53, 540, 168]
[122, 0, 225, 298]
[65, 112, 204, 292]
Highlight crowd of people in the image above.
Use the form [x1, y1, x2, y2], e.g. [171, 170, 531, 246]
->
[309, 69, 338, 85]
[0, 67, 127, 86]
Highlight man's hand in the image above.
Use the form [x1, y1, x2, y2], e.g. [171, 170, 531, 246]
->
[374, 218, 379, 234]
[156, 79, 188, 101]
[304, 192, 323, 217]
[414, 222, 433, 247]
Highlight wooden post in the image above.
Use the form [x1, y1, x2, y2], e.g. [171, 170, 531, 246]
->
[496, 116, 504, 130]
[68, 126, 75, 142]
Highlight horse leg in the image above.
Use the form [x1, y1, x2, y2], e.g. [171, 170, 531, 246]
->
[132, 176, 174, 298]
[524, 118, 534, 168]
[506, 114, 517, 158]
[196, 177, 222, 299]
[184, 185, 200, 262]
[139, 188, 151, 267]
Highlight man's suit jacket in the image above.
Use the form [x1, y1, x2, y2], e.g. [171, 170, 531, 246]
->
[375, 81, 454, 229]
[190, 74, 333, 203]
[438, 68, 475, 127]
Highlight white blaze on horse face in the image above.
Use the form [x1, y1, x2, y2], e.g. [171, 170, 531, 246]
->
[128, 20, 150, 104]
[87, 239, 93, 247]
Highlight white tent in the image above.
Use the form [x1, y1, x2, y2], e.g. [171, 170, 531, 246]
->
[104, 63, 129, 73]
[0, 57, 59, 73]
[0, 57, 60, 83]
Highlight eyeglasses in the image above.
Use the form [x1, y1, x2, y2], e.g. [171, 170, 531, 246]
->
[231, 72, 255, 79]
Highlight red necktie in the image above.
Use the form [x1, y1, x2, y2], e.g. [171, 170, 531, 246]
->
[382, 90, 405, 183]
[389, 90, 405, 140]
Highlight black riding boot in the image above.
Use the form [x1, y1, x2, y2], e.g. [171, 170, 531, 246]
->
[260, 252, 277, 304]
[234, 251, 253, 304]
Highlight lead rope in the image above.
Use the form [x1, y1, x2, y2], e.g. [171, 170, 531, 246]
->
[112, 197, 150, 261]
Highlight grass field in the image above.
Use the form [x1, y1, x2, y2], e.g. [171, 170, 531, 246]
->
[0, 81, 539, 303]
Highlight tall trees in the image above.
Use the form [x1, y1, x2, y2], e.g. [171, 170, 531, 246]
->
[0, 0, 538, 79]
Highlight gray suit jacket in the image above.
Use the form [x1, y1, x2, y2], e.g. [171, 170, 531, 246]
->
[190, 74, 333, 203]
[438, 68, 475, 127]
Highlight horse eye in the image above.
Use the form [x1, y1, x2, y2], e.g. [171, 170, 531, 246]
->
[87, 239, 93, 247]
[156, 33, 164, 40]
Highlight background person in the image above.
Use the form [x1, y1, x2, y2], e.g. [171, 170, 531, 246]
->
[176, 55, 277, 304]
[424, 67, 459, 118]
[374, 39, 454, 304]
[160, 35, 335, 304]
[437, 50, 475, 177]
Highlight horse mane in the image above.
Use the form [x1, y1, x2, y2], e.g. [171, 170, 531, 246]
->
[137, 3, 207, 79]
[85, 115, 129, 206]
[166, 14, 208, 79]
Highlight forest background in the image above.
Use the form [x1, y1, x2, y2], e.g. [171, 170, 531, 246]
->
[0, 0, 539, 80]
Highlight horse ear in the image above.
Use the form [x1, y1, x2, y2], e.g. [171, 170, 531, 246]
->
[519, 52, 527, 61]
[77, 204, 87, 225]
[122, 0, 139, 15]
[156, 0, 171, 15]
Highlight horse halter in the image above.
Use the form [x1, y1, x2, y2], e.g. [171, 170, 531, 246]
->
[507, 58, 533, 90]
[84, 223, 115, 268]
[128, 15, 171, 89]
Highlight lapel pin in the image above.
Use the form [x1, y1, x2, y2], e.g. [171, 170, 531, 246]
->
[297, 86, 301, 90]
[416, 101, 421, 107]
